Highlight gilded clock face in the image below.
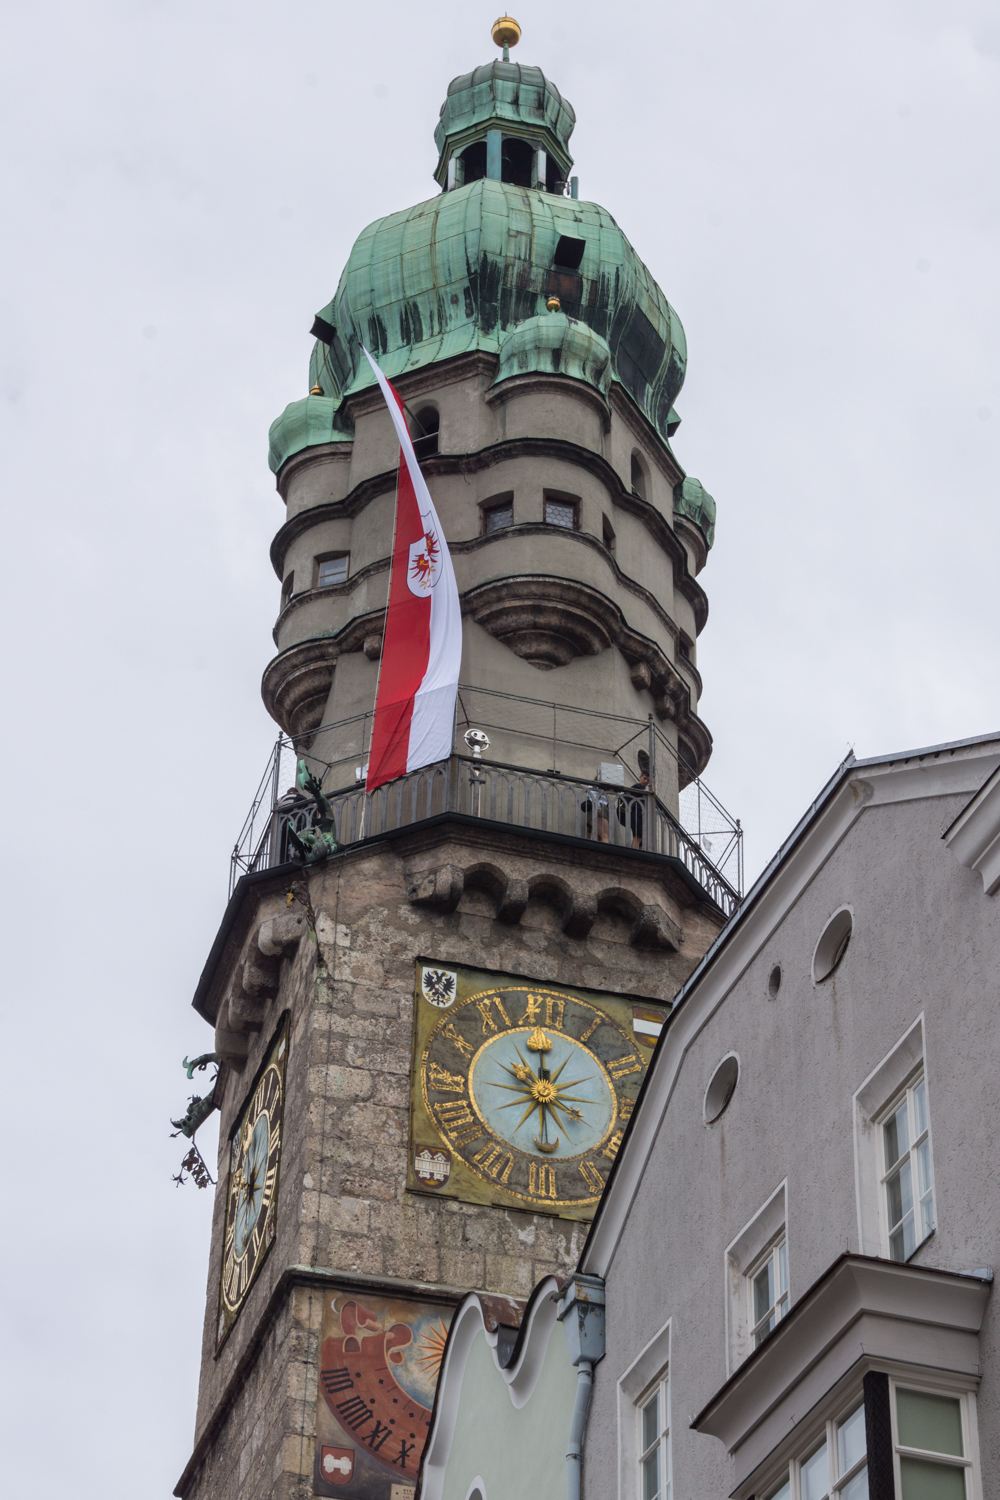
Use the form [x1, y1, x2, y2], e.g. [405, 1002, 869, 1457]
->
[218, 1018, 288, 1345]
[417, 981, 646, 1211]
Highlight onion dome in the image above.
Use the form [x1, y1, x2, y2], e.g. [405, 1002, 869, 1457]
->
[433, 60, 575, 189]
[494, 308, 611, 396]
[268, 392, 350, 476]
[673, 476, 717, 549]
[293, 179, 687, 469]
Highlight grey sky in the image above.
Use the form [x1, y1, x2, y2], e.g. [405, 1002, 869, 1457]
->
[0, 2, 996, 1494]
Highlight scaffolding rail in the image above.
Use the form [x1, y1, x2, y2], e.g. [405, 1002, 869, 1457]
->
[229, 688, 743, 914]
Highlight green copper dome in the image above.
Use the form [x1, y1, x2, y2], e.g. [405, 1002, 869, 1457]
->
[673, 476, 716, 549]
[290, 179, 687, 462]
[434, 60, 575, 183]
[494, 309, 611, 394]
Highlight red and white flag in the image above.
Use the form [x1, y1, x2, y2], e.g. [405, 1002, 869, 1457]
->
[363, 349, 462, 794]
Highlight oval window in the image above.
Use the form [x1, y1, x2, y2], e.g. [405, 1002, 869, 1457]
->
[812, 907, 853, 983]
[704, 1054, 739, 1122]
[767, 964, 782, 1000]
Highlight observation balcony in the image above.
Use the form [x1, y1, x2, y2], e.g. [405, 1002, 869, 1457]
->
[230, 687, 743, 917]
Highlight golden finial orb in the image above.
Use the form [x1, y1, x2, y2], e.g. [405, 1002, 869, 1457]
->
[491, 15, 521, 51]
[310, 384, 324, 395]
[546, 296, 561, 312]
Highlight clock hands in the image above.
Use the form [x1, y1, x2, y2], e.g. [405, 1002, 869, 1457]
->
[486, 1031, 593, 1154]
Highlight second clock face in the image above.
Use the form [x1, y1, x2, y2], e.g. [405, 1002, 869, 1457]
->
[416, 978, 650, 1212]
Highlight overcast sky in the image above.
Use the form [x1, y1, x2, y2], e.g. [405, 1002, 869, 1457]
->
[0, 1, 997, 1494]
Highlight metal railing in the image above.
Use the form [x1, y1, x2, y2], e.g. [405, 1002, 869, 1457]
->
[230, 691, 743, 914]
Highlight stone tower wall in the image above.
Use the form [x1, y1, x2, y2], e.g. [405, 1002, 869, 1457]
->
[176, 823, 723, 1500]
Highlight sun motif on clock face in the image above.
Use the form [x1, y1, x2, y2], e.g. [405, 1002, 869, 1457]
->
[217, 1017, 289, 1346]
[415, 982, 646, 1212]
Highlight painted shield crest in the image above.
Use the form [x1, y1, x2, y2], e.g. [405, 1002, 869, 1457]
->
[320, 1447, 355, 1484]
[406, 528, 442, 596]
[413, 1146, 452, 1187]
[421, 967, 457, 1008]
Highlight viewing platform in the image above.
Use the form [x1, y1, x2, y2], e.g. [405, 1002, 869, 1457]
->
[231, 688, 743, 916]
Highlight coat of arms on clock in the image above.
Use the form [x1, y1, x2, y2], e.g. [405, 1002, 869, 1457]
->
[408, 960, 668, 1219]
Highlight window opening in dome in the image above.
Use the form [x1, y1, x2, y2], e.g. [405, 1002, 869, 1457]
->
[554, 235, 586, 270]
[501, 137, 534, 188]
[461, 141, 487, 184]
[411, 407, 439, 459]
[631, 453, 649, 502]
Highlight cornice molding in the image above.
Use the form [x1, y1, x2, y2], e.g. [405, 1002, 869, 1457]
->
[269, 437, 709, 633]
[274, 525, 684, 655]
[942, 762, 1000, 896]
[484, 370, 612, 431]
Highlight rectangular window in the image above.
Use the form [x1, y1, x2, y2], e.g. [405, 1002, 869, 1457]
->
[602, 515, 616, 552]
[764, 1398, 869, 1500]
[638, 1377, 670, 1500]
[484, 501, 513, 534]
[893, 1384, 974, 1499]
[879, 1073, 934, 1261]
[281, 572, 294, 608]
[750, 1237, 788, 1348]
[317, 554, 349, 588]
[544, 495, 578, 529]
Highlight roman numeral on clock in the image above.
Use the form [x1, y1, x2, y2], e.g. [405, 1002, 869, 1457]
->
[608, 1053, 641, 1079]
[529, 1163, 557, 1198]
[579, 1160, 605, 1192]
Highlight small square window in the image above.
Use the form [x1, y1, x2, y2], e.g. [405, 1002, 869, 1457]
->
[484, 502, 513, 534]
[317, 555, 349, 588]
[544, 496, 578, 529]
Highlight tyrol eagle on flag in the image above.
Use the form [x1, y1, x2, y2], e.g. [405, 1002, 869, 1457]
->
[362, 349, 462, 794]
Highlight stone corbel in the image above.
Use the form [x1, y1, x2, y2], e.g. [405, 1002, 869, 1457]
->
[406, 863, 466, 912]
[630, 902, 682, 951]
[495, 876, 529, 924]
[562, 892, 598, 939]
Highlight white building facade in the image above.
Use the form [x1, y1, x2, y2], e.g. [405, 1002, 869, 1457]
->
[579, 733, 1000, 1500]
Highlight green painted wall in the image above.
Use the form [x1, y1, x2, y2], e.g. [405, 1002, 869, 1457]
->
[440, 1321, 579, 1500]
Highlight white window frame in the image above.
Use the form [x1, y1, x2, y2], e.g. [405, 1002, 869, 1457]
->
[316, 552, 349, 588]
[748, 1233, 789, 1349]
[724, 1181, 787, 1372]
[760, 1392, 869, 1500]
[876, 1071, 935, 1262]
[889, 1375, 980, 1500]
[637, 1374, 670, 1500]
[853, 1016, 934, 1258]
[617, 1318, 670, 1500]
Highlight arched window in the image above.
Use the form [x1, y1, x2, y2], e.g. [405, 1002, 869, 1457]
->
[500, 137, 533, 187]
[630, 452, 649, 501]
[412, 407, 439, 459]
[461, 141, 487, 184]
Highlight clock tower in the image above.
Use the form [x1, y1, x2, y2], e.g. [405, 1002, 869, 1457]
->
[175, 23, 736, 1500]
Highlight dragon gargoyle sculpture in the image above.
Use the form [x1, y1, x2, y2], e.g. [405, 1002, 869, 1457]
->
[286, 758, 339, 865]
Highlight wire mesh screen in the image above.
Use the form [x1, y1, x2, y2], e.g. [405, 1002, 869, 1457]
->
[230, 688, 743, 909]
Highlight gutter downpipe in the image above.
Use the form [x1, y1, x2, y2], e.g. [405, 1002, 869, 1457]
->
[557, 1274, 606, 1500]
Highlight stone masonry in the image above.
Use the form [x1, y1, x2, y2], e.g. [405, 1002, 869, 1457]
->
[175, 819, 723, 1500]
